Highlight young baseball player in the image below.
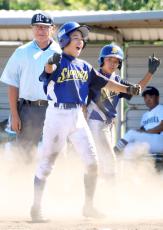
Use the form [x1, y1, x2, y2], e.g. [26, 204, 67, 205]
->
[87, 44, 160, 178]
[30, 22, 141, 222]
[114, 86, 163, 155]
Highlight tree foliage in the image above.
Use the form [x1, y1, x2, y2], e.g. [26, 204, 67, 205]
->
[0, 0, 9, 9]
[0, 0, 163, 10]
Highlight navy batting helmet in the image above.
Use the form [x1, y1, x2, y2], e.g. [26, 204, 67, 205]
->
[98, 44, 124, 69]
[57, 21, 89, 49]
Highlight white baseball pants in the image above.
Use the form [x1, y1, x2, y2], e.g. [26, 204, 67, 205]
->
[36, 104, 97, 180]
[88, 119, 117, 177]
[124, 129, 163, 153]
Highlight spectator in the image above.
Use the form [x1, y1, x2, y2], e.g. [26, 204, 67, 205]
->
[114, 86, 163, 155]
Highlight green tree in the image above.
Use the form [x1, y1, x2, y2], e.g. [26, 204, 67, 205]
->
[8, 0, 40, 10]
[0, 0, 163, 10]
[0, 0, 9, 9]
[119, 0, 161, 10]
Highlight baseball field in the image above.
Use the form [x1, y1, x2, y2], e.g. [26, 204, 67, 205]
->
[0, 143, 163, 230]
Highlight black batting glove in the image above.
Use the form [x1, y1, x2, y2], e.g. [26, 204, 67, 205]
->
[148, 53, 160, 74]
[126, 84, 141, 96]
[47, 52, 62, 65]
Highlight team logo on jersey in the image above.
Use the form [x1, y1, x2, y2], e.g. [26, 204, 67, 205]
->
[100, 88, 117, 101]
[101, 88, 108, 100]
[57, 68, 88, 83]
[143, 116, 159, 126]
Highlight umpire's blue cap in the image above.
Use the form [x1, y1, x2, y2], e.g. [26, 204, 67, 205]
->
[31, 12, 54, 26]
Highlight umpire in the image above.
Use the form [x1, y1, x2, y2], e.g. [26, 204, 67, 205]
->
[0, 12, 61, 161]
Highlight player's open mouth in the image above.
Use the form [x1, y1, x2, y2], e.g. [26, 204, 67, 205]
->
[76, 47, 81, 50]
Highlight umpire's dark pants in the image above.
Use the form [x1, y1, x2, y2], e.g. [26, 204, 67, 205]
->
[16, 100, 47, 159]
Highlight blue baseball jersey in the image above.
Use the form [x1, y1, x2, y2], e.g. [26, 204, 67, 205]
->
[88, 69, 132, 122]
[40, 52, 108, 105]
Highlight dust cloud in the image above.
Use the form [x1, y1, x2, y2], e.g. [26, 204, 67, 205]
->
[0, 141, 163, 223]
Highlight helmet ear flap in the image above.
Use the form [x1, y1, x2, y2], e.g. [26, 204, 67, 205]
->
[99, 57, 104, 67]
[118, 60, 122, 70]
[59, 34, 71, 49]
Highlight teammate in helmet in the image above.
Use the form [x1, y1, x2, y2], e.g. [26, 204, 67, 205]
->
[30, 22, 142, 222]
[87, 43, 160, 179]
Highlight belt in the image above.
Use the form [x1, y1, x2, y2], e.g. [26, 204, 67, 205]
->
[20, 99, 48, 107]
[54, 102, 81, 109]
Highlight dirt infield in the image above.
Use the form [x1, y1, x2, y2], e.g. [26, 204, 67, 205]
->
[0, 218, 163, 230]
[1, 144, 163, 230]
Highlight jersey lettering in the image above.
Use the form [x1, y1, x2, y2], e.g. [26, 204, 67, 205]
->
[57, 68, 88, 83]
[142, 116, 159, 126]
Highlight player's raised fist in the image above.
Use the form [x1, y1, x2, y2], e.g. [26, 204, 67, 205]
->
[148, 53, 160, 75]
[47, 52, 62, 65]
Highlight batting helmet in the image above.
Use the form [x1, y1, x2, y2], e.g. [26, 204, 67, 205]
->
[98, 44, 124, 69]
[57, 21, 89, 49]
